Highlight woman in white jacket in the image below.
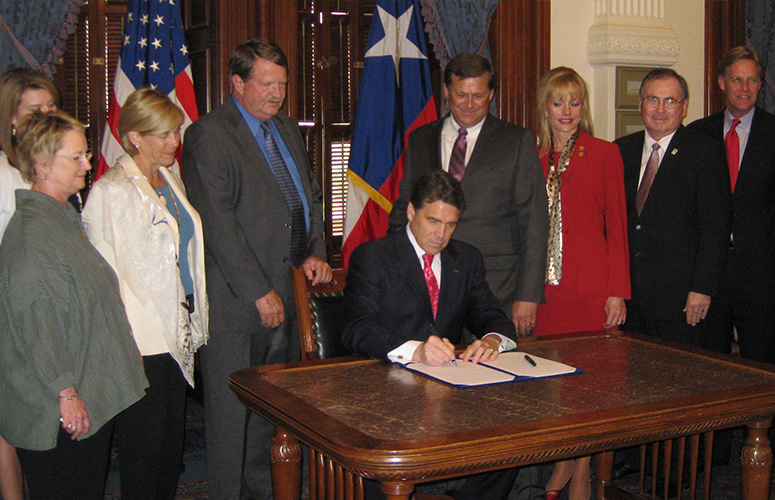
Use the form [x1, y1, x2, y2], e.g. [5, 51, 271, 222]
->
[82, 87, 208, 500]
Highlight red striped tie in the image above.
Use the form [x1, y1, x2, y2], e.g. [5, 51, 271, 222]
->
[423, 253, 439, 319]
[726, 119, 741, 191]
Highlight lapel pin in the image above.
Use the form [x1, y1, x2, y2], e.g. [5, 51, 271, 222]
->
[671, 149, 678, 155]
[578, 146, 584, 157]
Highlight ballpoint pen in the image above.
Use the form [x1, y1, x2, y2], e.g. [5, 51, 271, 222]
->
[524, 354, 537, 366]
[429, 323, 457, 365]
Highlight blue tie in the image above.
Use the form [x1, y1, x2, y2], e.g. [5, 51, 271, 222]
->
[260, 122, 307, 267]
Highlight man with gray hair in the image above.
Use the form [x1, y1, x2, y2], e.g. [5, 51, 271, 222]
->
[616, 68, 730, 348]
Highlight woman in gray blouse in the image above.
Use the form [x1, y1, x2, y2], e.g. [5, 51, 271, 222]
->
[0, 111, 148, 500]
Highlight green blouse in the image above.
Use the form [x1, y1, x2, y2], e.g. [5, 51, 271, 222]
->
[0, 190, 148, 450]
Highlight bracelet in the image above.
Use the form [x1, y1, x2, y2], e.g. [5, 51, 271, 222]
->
[59, 393, 79, 400]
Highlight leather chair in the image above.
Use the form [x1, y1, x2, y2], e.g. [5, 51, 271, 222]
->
[292, 266, 349, 361]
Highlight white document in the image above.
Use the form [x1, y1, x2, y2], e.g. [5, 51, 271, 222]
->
[404, 352, 579, 388]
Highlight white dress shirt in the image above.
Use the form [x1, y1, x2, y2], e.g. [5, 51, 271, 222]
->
[388, 224, 516, 364]
[440, 115, 486, 172]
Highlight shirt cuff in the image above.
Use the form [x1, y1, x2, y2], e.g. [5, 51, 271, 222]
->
[388, 341, 422, 364]
[484, 333, 517, 353]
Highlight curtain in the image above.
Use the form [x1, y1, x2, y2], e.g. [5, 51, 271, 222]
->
[419, 0, 500, 114]
[0, 0, 85, 77]
[747, 0, 775, 113]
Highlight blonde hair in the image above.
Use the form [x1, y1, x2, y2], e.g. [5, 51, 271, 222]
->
[535, 67, 594, 157]
[15, 111, 85, 184]
[0, 68, 61, 168]
[118, 87, 184, 157]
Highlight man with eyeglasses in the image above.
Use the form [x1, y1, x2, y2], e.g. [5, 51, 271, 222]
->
[614, 68, 730, 349]
[687, 47, 775, 366]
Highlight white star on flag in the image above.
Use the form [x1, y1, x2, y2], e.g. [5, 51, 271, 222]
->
[152, 38, 162, 49]
[154, 14, 164, 26]
[364, 4, 426, 85]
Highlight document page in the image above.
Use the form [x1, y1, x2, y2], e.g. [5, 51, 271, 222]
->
[483, 352, 578, 378]
[406, 361, 515, 387]
[404, 352, 580, 388]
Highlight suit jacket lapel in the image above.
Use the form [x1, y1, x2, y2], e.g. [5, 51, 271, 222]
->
[463, 113, 494, 177]
[738, 108, 766, 188]
[436, 244, 462, 323]
[224, 100, 289, 209]
[620, 131, 645, 216]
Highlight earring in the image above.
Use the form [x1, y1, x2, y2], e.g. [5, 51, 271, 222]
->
[11, 125, 16, 137]
[42, 175, 47, 180]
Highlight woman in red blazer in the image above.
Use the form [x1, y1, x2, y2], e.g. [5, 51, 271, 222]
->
[534, 67, 631, 500]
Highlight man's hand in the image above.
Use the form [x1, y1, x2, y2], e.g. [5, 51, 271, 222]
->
[301, 256, 332, 286]
[512, 301, 538, 337]
[255, 290, 285, 328]
[413, 335, 456, 366]
[683, 292, 711, 326]
[603, 297, 627, 329]
[460, 334, 501, 364]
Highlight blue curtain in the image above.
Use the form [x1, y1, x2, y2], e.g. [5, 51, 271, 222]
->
[0, 0, 85, 77]
[747, 0, 775, 113]
[419, 0, 500, 114]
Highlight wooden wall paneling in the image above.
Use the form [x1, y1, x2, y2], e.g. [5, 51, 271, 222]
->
[703, 0, 746, 116]
[490, 0, 550, 130]
[217, 0, 258, 105]
[183, 0, 217, 115]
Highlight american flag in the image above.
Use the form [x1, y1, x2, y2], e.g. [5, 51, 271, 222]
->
[95, 0, 198, 180]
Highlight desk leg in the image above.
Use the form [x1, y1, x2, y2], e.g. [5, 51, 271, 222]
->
[271, 427, 302, 500]
[742, 419, 773, 500]
[593, 450, 614, 500]
[381, 481, 414, 500]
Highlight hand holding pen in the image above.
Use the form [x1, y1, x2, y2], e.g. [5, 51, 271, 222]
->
[414, 324, 457, 366]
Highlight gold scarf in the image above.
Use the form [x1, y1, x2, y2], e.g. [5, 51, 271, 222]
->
[545, 129, 579, 285]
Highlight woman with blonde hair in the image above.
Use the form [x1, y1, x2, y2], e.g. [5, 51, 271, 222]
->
[0, 67, 62, 500]
[0, 111, 148, 500]
[82, 87, 207, 500]
[534, 67, 630, 499]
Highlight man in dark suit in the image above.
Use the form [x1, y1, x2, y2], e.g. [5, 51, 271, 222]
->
[182, 39, 332, 500]
[687, 46, 775, 364]
[388, 53, 548, 339]
[344, 170, 518, 499]
[615, 68, 730, 348]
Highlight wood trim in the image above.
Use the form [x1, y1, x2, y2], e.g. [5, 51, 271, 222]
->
[217, 1, 258, 105]
[703, 0, 746, 116]
[490, 0, 550, 129]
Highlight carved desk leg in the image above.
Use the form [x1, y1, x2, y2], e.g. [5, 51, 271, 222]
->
[594, 450, 614, 500]
[272, 427, 302, 500]
[381, 480, 414, 500]
[742, 418, 773, 500]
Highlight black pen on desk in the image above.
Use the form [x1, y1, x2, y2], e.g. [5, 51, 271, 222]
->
[524, 354, 537, 367]
[429, 324, 457, 365]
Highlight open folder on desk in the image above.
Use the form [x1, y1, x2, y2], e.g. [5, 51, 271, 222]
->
[405, 352, 582, 388]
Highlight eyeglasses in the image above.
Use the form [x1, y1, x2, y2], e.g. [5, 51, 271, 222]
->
[56, 152, 93, 163]
[641, 96, 684, 110]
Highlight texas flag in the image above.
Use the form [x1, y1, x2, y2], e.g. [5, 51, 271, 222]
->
[341, 0, 437, 266]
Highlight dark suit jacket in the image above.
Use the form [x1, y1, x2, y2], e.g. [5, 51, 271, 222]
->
[181, 98, 326, 333]
[615, 126, 730, 319]
[388, 113, 549, 308]
[688, 107, 775, 300]
[343, 229, 516, 361]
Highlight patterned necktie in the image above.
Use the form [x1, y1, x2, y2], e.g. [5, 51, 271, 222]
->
[260, 122, 307, 267]
[422, 253, 439, 320]
[636, 143, 660, 216]
[448, 127, 468, 181]
[725, 118, 741, 192]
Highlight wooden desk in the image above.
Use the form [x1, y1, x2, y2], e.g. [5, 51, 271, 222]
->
[230, 333, 775, 500]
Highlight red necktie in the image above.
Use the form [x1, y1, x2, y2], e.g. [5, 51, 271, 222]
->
[422, 253, 439, 319]
[726, 119, 741, 192]
[636, 143, 660, 216]
[448, 128, 468, 181]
